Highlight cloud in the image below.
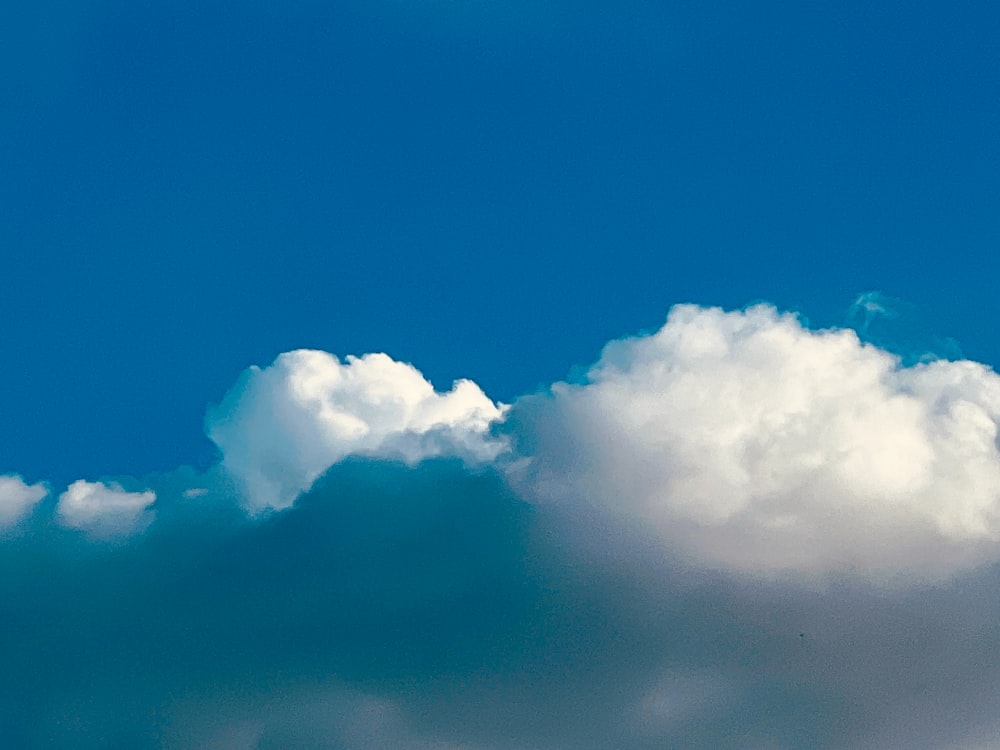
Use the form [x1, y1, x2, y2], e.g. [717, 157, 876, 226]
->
[206, 350, 507, 512]
[56, 479, 156, 537]
[7, 299, 1000, 749]
[0, 457, 1000, 749]
[0, 474, 47, 529]
[848, 290, 900, 334]
[506, 303, 1000, 581]
[10, 301, 1000, 584]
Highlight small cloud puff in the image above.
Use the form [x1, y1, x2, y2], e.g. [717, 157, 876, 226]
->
[509, 304, 1000, 581]
[206, 350, 508, 512]
[57, 480, 156, 538]
[0, 474, 47, 529]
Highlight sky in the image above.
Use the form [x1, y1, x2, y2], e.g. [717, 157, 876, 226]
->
[2, 2, 1000, 748]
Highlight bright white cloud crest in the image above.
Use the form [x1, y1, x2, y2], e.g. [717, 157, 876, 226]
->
[207, 350, 508, 512]
[512, 304, 1000, 580]
[56, 480, 156, 538]
[0, 474, 47, 529]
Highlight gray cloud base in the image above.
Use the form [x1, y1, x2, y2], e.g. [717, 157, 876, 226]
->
[2, 460, 1000, 749]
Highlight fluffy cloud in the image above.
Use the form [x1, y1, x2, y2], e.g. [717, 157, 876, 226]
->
[56, 480, 156, 537]
[206, 350, 507, 512]
[507, 304, 1000, 580]
[0, 474, 47, 529]
[10, 301, 1000, 747]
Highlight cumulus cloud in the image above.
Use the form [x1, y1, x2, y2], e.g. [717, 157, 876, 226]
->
[0, 474, 47, 529]
[507, 303, 1000, 580]
[9, 299, 1000, 748]
[206, 350, 507, 512]
[56, 480, 156, 537]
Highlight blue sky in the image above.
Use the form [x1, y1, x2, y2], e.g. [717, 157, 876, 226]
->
[3, 2, 1000, 748]
[4, 0, 998, 485]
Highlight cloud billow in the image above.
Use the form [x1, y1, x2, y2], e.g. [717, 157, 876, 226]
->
[507, 304, 1000, 581]
[206, 349, 508, 513]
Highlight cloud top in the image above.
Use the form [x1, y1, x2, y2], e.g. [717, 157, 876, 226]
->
[206, 350, 507, 512]
[0, 474, 47, 530]
[509, 304, 1000, 580]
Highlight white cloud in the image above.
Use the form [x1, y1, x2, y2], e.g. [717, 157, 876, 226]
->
[206, 350, 508, 512]
[509, 304, 1000, 581]
[0, 474, 47, 529]
[56, 480, 156, 538]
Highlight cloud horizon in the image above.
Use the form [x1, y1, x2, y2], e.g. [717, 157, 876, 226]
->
[4, 300, 1000, 749]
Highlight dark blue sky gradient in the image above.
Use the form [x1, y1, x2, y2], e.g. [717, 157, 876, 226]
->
[2, 1, 998, 485]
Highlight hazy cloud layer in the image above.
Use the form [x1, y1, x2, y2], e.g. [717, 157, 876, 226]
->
[507, 304, 1000, 581]
[0, 474, 46, 529]
[206, 350, 507, 512]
